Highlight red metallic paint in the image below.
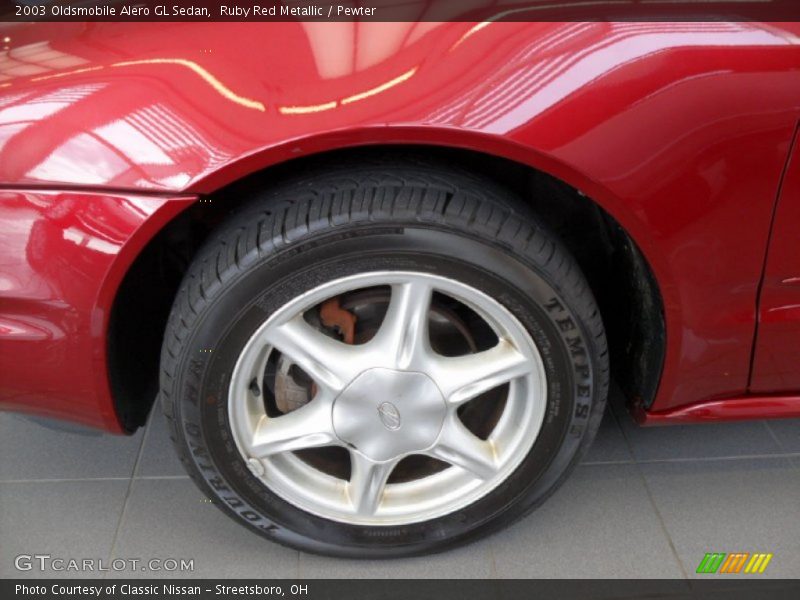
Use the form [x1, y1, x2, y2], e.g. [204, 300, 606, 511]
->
[1, 21, 799, 430]
[751, 125, 800, 393]
[0, 190, 194, 431]
[636, 395, 800, 425]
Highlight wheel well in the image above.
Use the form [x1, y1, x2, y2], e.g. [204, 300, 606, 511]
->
[107, 146, 665, 431]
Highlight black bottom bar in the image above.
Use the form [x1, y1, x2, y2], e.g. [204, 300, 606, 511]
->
[4, 579, 800, 600]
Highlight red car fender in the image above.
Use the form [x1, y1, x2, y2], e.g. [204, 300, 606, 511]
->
[1, 21, 799, 428]
[0, 190, 194, 431]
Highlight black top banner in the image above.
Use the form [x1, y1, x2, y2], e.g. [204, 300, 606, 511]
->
[2, 0, 800, 22]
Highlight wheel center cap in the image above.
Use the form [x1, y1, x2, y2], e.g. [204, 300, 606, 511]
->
[332, 368, 446, 462]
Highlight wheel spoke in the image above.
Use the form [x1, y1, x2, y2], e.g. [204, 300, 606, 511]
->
[433, 340, 532, 406]
[427, 416, 498, 480]
[250, 396, 337, 458]
[347, 452, 398, 516]
[372, 280, 432, 370]
[262, 316, 360, 392]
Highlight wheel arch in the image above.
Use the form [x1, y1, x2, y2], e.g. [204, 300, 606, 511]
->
[107, 137, 667, 431]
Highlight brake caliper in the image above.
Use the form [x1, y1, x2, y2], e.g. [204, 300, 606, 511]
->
[320, 296, 357, 345]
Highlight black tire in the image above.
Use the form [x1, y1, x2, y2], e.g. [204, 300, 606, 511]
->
[159, 156, 609, 557]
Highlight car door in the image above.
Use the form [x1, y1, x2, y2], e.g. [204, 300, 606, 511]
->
[751, 125, 800, 393]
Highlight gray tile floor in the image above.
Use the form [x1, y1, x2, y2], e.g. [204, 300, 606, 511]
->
[1, 390, 798, 579]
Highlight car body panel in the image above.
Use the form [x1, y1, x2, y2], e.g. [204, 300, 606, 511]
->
[0, 190, 194, 431]
[751, 125, 800, 393]
[1, 21, 799, 430]
[638, 394, 800, 424]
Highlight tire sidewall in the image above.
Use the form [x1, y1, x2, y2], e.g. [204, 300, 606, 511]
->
[170, 225, 599, 557]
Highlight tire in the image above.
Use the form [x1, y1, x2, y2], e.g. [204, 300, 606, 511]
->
[159, 156, 609, 557]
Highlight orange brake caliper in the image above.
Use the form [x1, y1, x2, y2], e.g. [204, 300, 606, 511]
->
[319, 297, 357, 344]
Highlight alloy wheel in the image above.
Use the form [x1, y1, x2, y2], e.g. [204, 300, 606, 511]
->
[229, 271, 547, 526]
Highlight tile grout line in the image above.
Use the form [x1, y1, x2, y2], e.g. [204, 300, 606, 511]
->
[6, 449, 800, 483]
[105, 414, 151, 574]
[0, 475, 192, 483]
[582, 452, 800, 466]
[636, 452, 800, 463]
[132, 475, 192, 480]
[488, 546, 499, 578]
[0, 477, 134, 483]
[609, 404, 691, 581]
[762, 420, 787, 453]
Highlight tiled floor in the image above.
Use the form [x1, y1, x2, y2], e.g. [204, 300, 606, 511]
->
[1, 390, 798, 579]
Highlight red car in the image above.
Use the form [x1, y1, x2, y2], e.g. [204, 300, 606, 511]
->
[1, 20, 799, 557]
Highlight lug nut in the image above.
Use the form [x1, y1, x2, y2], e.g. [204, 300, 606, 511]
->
[247, 458, 265, 477]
